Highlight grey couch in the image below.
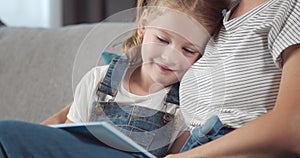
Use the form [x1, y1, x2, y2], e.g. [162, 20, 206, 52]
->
[0, 22, 134, 123]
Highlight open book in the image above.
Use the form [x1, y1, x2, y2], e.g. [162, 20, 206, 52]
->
[50, 122, 156, 158]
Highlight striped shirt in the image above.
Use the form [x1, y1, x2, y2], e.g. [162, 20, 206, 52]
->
[180, 0, 300, 128]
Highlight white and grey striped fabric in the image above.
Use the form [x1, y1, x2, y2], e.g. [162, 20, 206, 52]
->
[180, 0, 300, 128]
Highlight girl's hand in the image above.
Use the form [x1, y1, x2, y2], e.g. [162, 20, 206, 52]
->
[41, 103, 72, 125]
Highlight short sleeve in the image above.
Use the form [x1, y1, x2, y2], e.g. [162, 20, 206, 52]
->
[67, 66, 108, 123]
[269, 0, 300, 68]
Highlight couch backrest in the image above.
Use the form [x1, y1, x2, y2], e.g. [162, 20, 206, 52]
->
[0, 22, 134, 123]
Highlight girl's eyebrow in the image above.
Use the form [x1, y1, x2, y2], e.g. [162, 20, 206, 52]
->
[185, 43, 203, 51]
[156, 29, 170, 37]
[158, 29, 203, 51]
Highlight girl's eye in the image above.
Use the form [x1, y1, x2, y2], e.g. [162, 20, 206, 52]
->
[183, 48, 197, 55]
[156, 36, 169, 44]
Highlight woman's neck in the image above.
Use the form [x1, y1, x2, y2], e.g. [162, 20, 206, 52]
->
[230, 0, 267, 20]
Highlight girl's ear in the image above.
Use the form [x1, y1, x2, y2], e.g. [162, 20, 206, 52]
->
[138, 10, 148, 36]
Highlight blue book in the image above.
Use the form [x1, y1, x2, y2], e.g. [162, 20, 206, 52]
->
[50, 122, 156, 158]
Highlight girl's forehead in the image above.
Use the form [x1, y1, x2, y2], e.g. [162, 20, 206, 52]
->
[147, 10, 210, 45]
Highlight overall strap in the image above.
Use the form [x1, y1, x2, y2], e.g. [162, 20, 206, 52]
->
[162, 82, 180, 123]
[165, 82, 180, 105]
[96, 56, 129, 98]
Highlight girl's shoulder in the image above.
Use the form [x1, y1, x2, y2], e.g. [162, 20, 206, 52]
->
[89, 65, 110, 80]
[92, 65, 110, 73]
[79, 65, 110, 87]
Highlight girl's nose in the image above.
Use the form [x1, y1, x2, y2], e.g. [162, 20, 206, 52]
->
[161, 46, 175, 62]
[161, 45, 181, 63]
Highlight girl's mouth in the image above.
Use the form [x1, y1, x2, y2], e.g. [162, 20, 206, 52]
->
[157, 64, 173, 73]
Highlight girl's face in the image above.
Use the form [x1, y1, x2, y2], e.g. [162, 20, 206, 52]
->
[139, 10, 210, 86]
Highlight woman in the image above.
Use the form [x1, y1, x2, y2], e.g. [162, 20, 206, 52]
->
[167, 0, 300, 157]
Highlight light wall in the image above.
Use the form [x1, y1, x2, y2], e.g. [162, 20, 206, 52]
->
[0, 0, 62, 28]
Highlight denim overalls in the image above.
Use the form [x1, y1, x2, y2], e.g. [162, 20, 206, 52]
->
[180, 115, 235, 152]
[89, 56, 181, 157]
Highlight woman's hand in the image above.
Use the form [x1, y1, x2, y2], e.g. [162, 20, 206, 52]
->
[164, 154, 175, 158]
[165, 153, 186, 158]
[165, 147, 205, 158]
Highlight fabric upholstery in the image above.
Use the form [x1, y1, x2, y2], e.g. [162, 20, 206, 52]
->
[0, 23, 134, 123]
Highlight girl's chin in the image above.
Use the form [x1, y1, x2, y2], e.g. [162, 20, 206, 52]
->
[152, 77, 178, 87]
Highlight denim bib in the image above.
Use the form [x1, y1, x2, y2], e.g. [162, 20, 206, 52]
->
[180, 115, 234, 152]
[89, 56, 180, 157]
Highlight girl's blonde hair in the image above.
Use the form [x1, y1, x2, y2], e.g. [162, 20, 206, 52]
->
[122, 0, 230, 62]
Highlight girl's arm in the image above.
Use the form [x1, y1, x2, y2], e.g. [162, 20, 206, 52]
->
[166, 44, 300, 158]
[168, 131, 190, 154]
[41, 103, 72, 125]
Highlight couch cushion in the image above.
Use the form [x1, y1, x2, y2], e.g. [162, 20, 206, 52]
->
[0, 24, 93, 123]
[0, 23, 134, 123]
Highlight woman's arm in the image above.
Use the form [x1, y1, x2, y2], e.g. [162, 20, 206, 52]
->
[41, 103, 72, 125]
[166, 44, 300, 158]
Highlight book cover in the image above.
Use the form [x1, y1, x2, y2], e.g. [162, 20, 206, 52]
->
[50, 122, 156, 158]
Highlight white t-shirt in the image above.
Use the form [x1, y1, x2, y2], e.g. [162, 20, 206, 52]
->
[180, 0, 300, 128]
[67, 65, 187, 139]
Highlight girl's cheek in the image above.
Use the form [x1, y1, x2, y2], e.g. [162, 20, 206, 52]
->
[182, 58, 193, 69]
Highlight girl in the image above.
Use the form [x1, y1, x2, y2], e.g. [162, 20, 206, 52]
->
[65, 0, 229, 157]
[0, 0, 229, 157]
